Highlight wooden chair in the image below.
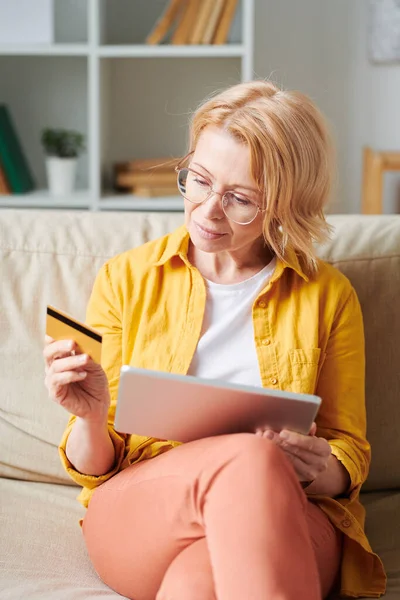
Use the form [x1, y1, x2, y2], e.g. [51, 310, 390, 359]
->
[362, 147, 400, 214]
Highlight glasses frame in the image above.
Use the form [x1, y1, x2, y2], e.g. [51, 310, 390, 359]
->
[175, 152, 266, 226]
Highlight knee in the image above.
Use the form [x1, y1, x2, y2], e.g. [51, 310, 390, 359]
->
[156, 570, 216, 600]
[231, 432, 284, 466]
[226, 432, 301, 483]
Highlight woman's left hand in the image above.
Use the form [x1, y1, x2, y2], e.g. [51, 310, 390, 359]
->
[255, 423, 332, 484]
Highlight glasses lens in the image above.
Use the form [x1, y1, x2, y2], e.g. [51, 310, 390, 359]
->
[222, 192, 259, 225]
[177, 168, 188, 196]
[177, 169, 210, 204]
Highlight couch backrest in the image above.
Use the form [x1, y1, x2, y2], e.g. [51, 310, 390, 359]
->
[317, 215, 400, 492]
[0, 210, 184, 485]
[0, 210, 399, 491]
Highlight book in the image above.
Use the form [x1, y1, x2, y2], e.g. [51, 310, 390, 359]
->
[115, 157, 178, 172]
[171, 0, 199, 45]
[0, 162, 10, 194]
[0, 105, 35, 194]
[146, 0, 187, 45]
[116, 171, 177, 189]
[114, 156, 179, 193]
[213, 0, 238, 44]
[189, 0, 214, 44]
[134, 185, 179, 197]
[202, 0, 226, 44]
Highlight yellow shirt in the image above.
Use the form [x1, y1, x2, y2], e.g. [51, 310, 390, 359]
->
[59, 225, 386, 598]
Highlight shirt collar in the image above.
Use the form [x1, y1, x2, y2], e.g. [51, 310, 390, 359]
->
[153, 225, 190, 267]
[279, 244, 309, 282]
[154, 224, 309, 282]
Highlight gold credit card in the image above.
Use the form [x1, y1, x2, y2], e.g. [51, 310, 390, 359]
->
[46, 305, 102, 364]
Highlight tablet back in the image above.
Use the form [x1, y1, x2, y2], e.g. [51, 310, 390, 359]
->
[114, 366, 321, 442]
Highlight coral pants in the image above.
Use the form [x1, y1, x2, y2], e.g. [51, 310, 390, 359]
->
[83, 434, 342, 600]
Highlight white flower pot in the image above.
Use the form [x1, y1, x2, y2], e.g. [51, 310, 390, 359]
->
[45, 157, 77, 197]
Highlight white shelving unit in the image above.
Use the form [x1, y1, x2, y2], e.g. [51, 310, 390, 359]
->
[0, 0, 254, 212]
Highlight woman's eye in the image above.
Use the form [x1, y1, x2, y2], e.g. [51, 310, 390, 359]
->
[194, 177, 209, 187]
[232, 195, 251, 206]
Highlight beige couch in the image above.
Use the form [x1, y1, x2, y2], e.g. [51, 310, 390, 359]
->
[0, 209, 399, 599]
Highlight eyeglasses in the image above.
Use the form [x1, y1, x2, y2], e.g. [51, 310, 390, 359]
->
[175, 153, 265, 226]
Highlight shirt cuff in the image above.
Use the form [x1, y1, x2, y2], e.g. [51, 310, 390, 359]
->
[329, 440, 362, 494]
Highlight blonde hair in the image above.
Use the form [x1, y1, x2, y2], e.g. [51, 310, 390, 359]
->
[189, 80, 334, 273]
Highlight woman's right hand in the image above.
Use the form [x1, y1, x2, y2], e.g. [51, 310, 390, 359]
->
[44, 335, 110, 423]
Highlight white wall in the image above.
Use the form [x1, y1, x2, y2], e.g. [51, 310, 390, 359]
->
[254, 0, 400, 213]
[0, 57, 88, 189]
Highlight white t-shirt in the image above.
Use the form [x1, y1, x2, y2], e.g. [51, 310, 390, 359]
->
[187, 258, 277, 387]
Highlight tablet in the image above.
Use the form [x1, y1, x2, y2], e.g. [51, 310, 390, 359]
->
[114, 366, 321, 442]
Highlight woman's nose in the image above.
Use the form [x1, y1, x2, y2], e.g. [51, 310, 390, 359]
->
[200, 190, 225, 219]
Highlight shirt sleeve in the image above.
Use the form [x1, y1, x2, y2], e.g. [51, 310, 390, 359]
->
[58, 259, 128, 490]
[316, 285, 370, 497]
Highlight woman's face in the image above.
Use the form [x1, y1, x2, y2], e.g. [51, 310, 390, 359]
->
[184, 126, 265, 256]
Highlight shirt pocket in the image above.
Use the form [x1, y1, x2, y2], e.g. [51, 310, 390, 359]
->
[288, 348, 326, 395]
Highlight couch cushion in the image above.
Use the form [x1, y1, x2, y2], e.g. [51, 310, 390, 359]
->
[0, 477, 127, 599]
[329, 490, 400, 599]
[362, 491, 400, 596]
[1, 478, 398, 599]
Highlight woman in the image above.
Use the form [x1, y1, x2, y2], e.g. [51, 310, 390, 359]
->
[44, 80, 385, 599]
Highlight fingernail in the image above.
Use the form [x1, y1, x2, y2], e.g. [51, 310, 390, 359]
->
[78, 371, 87, 378]
[265, 430, 274, 440]
[78, 354, 87, 362]
[280, 431, 289, 440]
[64, 340, 73, 350]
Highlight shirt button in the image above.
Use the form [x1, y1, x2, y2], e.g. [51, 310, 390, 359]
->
[262, 339, 271, 346]
[341, 519, 352, 528]
[270, 377, 278, 385]
[259, 301, 266, 308]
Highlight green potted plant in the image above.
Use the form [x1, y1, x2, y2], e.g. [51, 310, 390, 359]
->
[41, 128, 85, 196]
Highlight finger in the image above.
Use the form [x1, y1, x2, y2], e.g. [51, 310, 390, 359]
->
[255, 427, 279, 440]
[43, 339, 76, 362]
[255, 428, 273, 439]
[45, 349, 77, 373]
[261, 429, 277, 441]
[279, 443, 330, 468]
[49, 370, 87, 392]
[50, 353, 89, 374]
[44, 345, 78, 375]
[44, 334, 55, 345]
[280, 451, 321, 482]
[279, 430, 331, 457]
[309, 422, 317, 436]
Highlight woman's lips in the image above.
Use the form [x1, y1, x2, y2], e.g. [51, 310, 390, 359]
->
[195, 222, 227, 240]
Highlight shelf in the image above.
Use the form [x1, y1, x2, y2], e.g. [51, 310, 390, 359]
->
[0, 193, 183, 211]
[0, 0, 253, 213]
[98, 44, 245, 58]
[0, 44, 90, 56]
[99, 195, 184, 211]
[0, 45, 244, 58]
[0, 190, 91, 209]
